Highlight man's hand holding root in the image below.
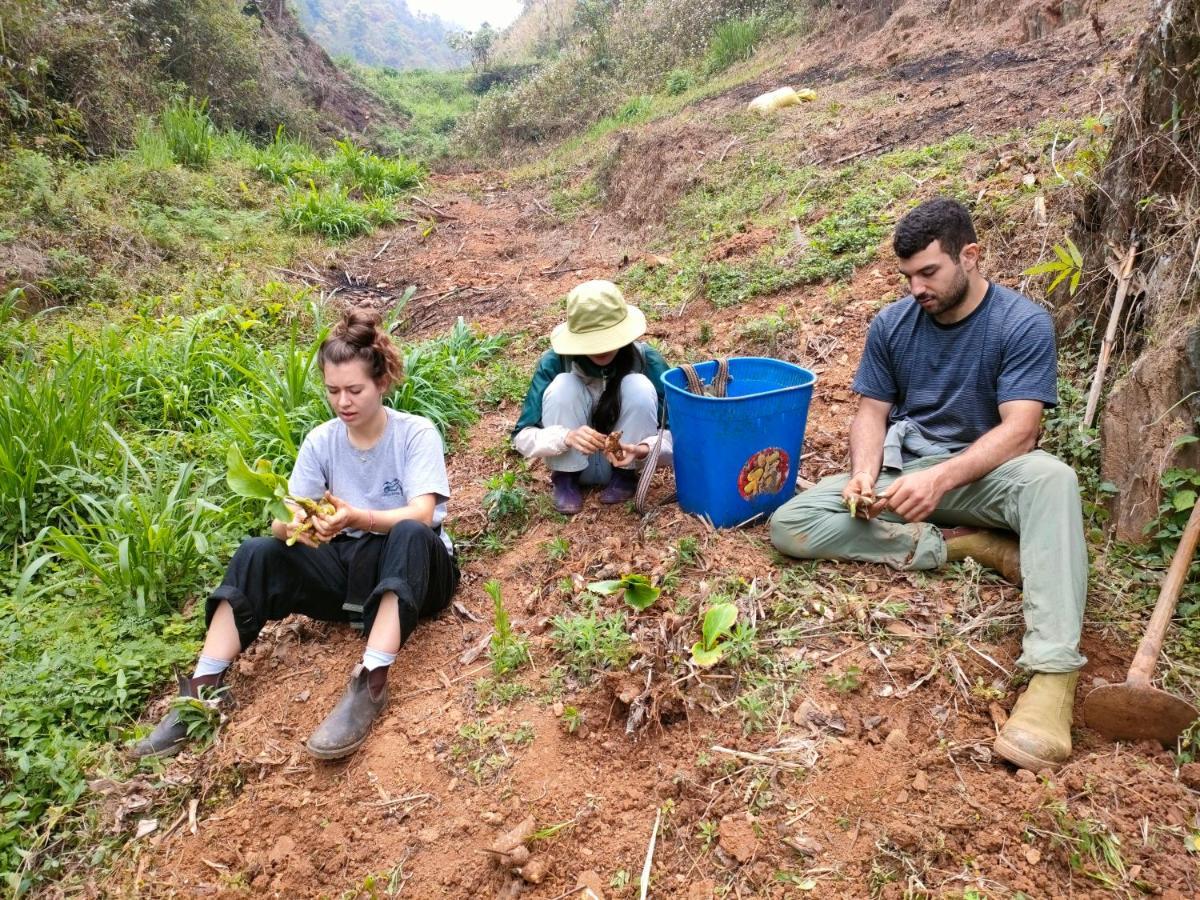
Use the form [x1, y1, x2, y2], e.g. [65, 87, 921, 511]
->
[876, 467, 948, 523]
[842, 472, 879, 520]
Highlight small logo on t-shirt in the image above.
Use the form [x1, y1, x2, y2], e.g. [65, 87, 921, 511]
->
[382, 478, 403, 496]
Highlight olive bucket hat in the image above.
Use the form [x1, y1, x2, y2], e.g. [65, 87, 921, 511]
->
[550, 280, 647, 357]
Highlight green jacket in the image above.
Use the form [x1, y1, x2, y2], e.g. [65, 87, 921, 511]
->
[512, 343, 671, 436]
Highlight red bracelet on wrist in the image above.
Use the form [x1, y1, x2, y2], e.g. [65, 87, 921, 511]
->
[366, 509, 376, 533]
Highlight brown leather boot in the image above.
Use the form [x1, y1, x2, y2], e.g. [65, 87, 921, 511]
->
[994, 671, 1078, 771]
[305, 664, 388, 760]
[131, 672, 225, 759]
[943, 527, 1023, 586]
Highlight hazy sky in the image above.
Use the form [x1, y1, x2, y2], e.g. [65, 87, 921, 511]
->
[407, 0, 524, 29]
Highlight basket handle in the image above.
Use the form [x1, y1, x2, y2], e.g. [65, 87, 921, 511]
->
[635, 359, 730, 513]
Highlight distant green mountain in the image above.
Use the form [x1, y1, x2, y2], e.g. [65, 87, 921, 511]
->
[294, 0, 466, 70]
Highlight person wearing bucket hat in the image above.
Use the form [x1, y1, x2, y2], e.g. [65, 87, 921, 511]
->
[512, 280, 672, 514]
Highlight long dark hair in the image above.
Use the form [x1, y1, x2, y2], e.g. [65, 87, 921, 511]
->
[318, 307, 404, 388]
[590, 344, 637, 434]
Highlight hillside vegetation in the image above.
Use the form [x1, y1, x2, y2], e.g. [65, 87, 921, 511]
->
[294, 0, 466, 70]
[0, 0, 391, 154]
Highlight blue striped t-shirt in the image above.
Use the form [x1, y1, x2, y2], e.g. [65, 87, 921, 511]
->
[851, 282, 1058, 449]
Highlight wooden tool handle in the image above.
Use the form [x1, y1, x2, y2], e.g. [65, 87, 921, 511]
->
[1128, 500, 1200, 685]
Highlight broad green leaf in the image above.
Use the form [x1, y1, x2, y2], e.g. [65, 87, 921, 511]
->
[587, 579, 623, 596]
[1066, 237, 1083, 267]
[1046, 268, 1069, 294]
[226, 444, 280, 501]
[1173, 434, 1199, 448]
[701, 602, 738, 650]
[1023, 260, 1066, 276]
[621, 574, 661, 611]
[690, 641, 725, 667]
[1173, 490, 1196, 512]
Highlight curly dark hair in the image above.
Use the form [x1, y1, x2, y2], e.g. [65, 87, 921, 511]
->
[893, 198, 978, 261]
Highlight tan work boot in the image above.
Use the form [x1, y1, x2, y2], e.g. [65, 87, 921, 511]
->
[943, 527, 1022, 586]
[994, 671, 1079, 771]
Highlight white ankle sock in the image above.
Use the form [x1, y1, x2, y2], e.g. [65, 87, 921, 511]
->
[362, 647, 397, 671]
[193, 654, 232, 679]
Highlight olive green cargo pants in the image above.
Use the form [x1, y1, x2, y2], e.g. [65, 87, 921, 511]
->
[768, 450, 1087, 672]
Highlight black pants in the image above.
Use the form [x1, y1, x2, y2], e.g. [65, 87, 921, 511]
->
[207, 520, 460, 651]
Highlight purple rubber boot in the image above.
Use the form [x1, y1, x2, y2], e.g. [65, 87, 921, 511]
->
[551, 470, 583, 514]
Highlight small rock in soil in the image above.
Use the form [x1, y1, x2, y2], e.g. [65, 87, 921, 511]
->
[781, 832, 822, 856]
[1024, 846, 1041, 865]
[269, 835, 295, 863]
[576, 870, 605, 900]
[518, 856, 549, 884]
[912, 771, 930, 792]
[686, 879, 716, 900]
[1014, 769, 1037, 783]
[1178, 762, 1200, 790]
[884, 727, 909, 749]
[887, 823, 920, 850]
[718, 814, 759, 863]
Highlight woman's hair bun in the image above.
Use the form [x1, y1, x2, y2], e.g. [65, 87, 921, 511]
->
[318, 305, 404, 388]
[334, 307, 383, 349]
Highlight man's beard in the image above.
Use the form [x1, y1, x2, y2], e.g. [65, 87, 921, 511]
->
[916, 267, 969, 317]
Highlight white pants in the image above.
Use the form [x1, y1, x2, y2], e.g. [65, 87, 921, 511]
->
[542, 372, 659, 484]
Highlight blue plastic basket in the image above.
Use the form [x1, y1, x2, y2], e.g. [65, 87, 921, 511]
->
[662, 358, 817, 528]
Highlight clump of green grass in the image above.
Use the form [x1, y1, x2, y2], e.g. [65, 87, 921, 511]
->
[483, 471, 531, 524]
[34, 455, 222, 617]
[160, 97, 215, 169]
[664, 69, 695, 96]
[486, 580, 530, 677]
[550, 601, 634, 680]
[326, 140, 423, 198]
[704, 16, 767, 74]
[0, 349, 118, 541]
[245, 126, 319, 186]
[279, 182, 394, 239]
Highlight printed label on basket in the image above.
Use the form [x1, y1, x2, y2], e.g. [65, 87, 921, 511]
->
[737, 447, 790, 500]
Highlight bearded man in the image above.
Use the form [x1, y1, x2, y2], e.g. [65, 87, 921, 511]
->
[770, 197, 1087, 771]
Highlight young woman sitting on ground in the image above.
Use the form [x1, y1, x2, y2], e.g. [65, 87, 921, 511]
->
[133, 308, 459, 760]
[512, 280, 672, 514]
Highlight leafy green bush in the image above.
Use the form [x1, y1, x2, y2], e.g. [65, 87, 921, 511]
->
[664, 68, 695, 96]
[703, 16, 767, 74]
[483, 471, 531, 524]
[343, 66, 479, 161]
[394, 318, 506, 437]
[160, 98, 215, 169]
[326, 140, 423, 198]
[0, 348, 118, 541]
[244, 127, 320, 186]
[35, 456, 223, 617]
[279, 182, 391, 239]
[0, 579, 196, 892]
